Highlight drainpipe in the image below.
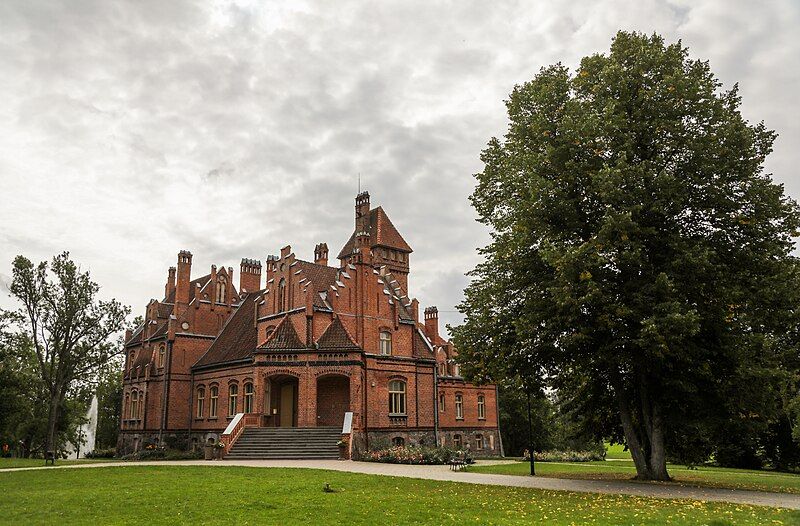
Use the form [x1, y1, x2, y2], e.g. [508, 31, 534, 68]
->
[363, 357, 369, 452]
[159, 341, 173, 444]
[495, 384, 504, 457]
[433, 366, 439, 446]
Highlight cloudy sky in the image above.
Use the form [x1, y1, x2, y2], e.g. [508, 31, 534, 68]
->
[1, 0, 798, 332]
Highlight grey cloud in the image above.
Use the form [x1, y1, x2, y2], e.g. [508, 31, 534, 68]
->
[0, 0, 797, 326]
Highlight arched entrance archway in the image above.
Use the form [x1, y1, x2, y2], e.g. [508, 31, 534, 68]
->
[316, 375, 350, 427]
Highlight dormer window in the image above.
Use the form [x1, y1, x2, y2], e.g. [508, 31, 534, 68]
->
[379, 331, 392, 355]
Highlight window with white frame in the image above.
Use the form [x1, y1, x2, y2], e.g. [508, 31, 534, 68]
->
[379, 331, 392, 355]
[209, 386, 219, 418]
[388, 380, 406, 415]
[453, 434, 462, 449]
[475, 434, 484, 450]
[455, 394, 463, 419]
[228, 383, 239, 415]
[196, 387, 205, 418]
[244, 382, 254, 413]
[477, 394, 486, 419]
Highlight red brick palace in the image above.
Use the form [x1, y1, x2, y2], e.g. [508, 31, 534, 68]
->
[119, 192, 502, 457]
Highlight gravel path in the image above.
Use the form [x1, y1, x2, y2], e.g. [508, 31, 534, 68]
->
[2, 458, 798, 510]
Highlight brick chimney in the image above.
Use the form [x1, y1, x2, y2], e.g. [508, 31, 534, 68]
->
[164, 266, 176, 300]
[424, 306, 439, 341]
[240, 258, 262, 292]
[314, 243, 329, 266]
[175, 250, 193, 310]
[265, 255, 278, 283]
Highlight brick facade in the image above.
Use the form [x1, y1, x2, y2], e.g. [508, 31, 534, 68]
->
[118, 193, 502, 456]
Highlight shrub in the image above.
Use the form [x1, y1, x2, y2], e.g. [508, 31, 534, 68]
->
[359, 445, 460, 465]
[523, 449, 605, 462]
[86, 448, 116, 459]
[119, 447, 202, 461]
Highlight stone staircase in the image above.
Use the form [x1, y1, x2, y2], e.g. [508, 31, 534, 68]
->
[225, 427, 341, 460]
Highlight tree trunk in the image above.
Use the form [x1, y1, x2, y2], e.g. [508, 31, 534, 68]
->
[612, 372, 671, 481]
[616, 388, 653, 479]
[647, 403, 670, 481]
[45, 385, 63, 454]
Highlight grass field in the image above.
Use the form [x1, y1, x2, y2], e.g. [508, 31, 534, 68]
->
[0, 466, 796, 525]
[472, 459, 800, 495]
[0, 458, 118, 470]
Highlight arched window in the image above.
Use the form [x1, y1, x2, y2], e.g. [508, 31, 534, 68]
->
[278, 278, 286, 312]
[392, 436, 405, 447]
[453, 434, 462, 449]
[438, 392, 446, 412]
[196, 387, 205, 418]
[477, 394, 486, 419]
[157, 344, 165, 368]
[216, 276, 227, 303]
[138, 392, 144, 420]
[379, 331, 392, 355]
[455, 394, 463, 420]
[209, 386, 219, 418]
[452, 362, 460, 377]
[228, 383, 239, 415]
[130, 390, 138, 420]
[388, 380, 406, 415]
[438, 362, 447, 376]
[244, 382, 254, 413]
[475, 434, 484, 450]
[124, 393, 130, 420]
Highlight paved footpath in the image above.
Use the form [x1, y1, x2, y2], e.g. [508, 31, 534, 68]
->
[2, 458, 799, 510]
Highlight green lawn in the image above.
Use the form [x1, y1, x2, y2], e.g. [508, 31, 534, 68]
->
[0, 458, 118, 470]
[0, 466, 796, 525]
[605, 442, 633, 460]
[472, 460, 800, 495]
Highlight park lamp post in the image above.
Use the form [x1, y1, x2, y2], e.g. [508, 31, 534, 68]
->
[526, 387, 535, 476]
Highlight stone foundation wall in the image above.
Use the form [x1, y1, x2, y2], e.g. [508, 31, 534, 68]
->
[116, 430, 223, 455]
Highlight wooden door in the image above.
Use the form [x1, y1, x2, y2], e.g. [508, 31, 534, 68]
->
[280, 383, 294, 427]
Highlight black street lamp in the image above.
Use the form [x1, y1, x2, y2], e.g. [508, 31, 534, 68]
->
[526, 388, 535, 476]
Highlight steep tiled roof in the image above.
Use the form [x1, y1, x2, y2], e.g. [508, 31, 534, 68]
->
[164, 274, 212, 303]
[337, 207, 412, 258]
[413, 327, 435, 356]
[151, 320, 169, 339]
[194, 291, 261, 368]
[316, 316, 360, 350]
[125, 346, 155, 379]
[294, 259, 338, 309]
[127, 324, 144, 346]
[380, 271, 414, 321]
[259, 315, 306, 350]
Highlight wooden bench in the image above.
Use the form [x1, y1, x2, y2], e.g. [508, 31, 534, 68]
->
[44, 451, 55, 466]
[449, 453, 470, 471]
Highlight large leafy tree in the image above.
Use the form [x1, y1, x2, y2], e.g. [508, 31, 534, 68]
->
[452, 32, 800, 480]
[5, 252, 129, 454]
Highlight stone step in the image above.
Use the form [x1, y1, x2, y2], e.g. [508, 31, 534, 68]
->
[226, 426, 342, 460]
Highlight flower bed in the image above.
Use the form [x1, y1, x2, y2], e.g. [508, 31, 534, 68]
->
[360, 446, 460, 465]
[523, 449, 605, 463]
